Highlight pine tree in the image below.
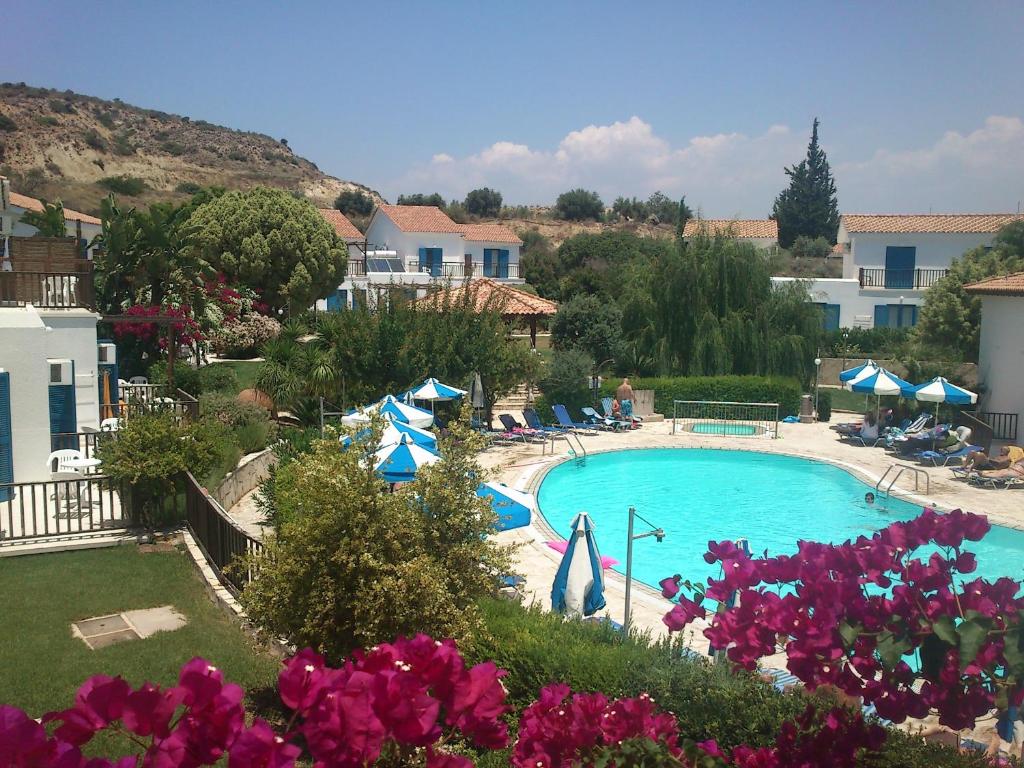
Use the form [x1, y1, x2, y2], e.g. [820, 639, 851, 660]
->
[675, 195, 693, 242]
[772, 118, 840, 248]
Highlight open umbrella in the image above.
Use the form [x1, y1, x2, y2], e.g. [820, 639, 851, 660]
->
[839, 359, 878, 383]
[477, 481, 533, 531]
[411, 377, 467, 402]
[900, 377, 978, 450]
[373, 433, 440, 483]
[551, 512, 606, 618]
[850, 367, 913, 425]
[342, 395, 434, 429]
[381, 419, 437, 450]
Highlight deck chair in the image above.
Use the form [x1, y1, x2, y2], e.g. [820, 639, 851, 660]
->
[969, 469, 1024, 490]
[580, 406, 623, 431]
[498, 413, 545, 442]
[552, 404, 600, 434]
[46, 449, 83, 475]
[601, 397, 642, 424]
[919, 444, 983, 467]
[523, 408, 568, 436]
[50, 471, 85, 518]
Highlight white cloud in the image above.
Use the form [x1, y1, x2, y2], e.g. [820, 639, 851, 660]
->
[391, 115, 1024, 215]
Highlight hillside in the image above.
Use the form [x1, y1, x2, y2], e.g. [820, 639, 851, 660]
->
[0, 83, 379, 215]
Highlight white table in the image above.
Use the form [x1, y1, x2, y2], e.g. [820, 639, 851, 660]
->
[63, 457, 103, 474]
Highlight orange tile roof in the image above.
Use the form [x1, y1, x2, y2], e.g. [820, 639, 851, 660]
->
[8, 191, 102, 225]
[683, 218, 778, 239]
[318, 208, 363, 240]
[964, 271, 1024, 297]
[414, 277, 558, 316]
[841, 213, 1022, 234]
[377, 204, 464, 234]
[457, 223, 523, 245]
[831, 242, 846, 254]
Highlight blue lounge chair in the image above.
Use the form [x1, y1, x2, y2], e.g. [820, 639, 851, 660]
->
[581, 406, 627, 431]
[523, 407, 568, 435]
[552, 404, 600, 433]
[919, 443, 982, 467]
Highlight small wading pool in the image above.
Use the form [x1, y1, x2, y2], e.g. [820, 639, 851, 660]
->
[537, 448, 1024, 591]
[684, 422, 762, 436]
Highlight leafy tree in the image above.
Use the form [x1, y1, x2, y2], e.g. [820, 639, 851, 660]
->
[397, 192, 446, 207]
[790, 235, 832, 259]
[611, 196, 646, 221]
[555, 231, 673, 301]
[554, 188, 604, 221]
[551, 294, 625, 366]
[519, 230, 560, 298]
[463, 187, 503, 217]
[645, 191, 679, 224]
[187, 187, 347, 313]
[333, 188, 373, 217]
[771, 118, 840, 247]
[19, 199, 66, 237]
[539, 348, 594, 415]
[916, 220, 1024, 360]
[676, 195, 693, 242]
[240, 420, 512, 658]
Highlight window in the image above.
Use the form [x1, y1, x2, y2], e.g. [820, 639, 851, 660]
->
[483, 249, 510, 278]
[418, 248, 442, 277]
[48, 360, 77, 451]
[873, 304, 918, 328]
[0, 372, 12, 500]
[326, 289, 348, 312]
[883, 246, 916, 289]
[814, 303, 840, 331]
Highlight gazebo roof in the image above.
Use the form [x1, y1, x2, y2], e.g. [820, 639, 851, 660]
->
[414, 278, 558, 317]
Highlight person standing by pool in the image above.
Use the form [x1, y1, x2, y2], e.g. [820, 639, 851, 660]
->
[616, 378, 635, 418]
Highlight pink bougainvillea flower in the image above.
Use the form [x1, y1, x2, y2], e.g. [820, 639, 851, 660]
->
[659, 574, 681, 600]
[228, 719, 300, 768]
[662, 597, 705, 632]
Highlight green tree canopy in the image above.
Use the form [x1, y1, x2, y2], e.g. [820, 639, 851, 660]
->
[20, 199, 66, 237]
[187, 187, 347, 313]
[397, 192, 446, 207]
[555, 231, 673, 301]
[551, 294, 625, 366]
[333, 189, 374, 217]
[771, 118, 840, 248]
[463, 187, 503, 217]
[519, 230, 559, 298]
[916, 220, 1024, 360]
[554, 188, 604, 221]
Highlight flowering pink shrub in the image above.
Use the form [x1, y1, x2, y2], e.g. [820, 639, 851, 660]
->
[209, 314, 281, 358]
[0, 634, 887, 767]
[112, 304, 204, 348]
[661, 507, 1024, 730]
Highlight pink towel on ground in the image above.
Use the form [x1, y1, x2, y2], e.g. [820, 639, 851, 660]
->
[545, 540, 619, 569]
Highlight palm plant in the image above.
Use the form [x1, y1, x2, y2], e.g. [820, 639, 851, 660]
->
[20, 199, 67, 237]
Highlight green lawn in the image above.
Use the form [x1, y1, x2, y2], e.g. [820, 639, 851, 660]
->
[0, 546, 279, 754]
[824, 386, 901, 414]
[210, 359, 262, 392]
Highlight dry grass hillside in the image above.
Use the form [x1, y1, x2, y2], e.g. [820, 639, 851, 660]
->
[490, 208, 676, 248]
[0, 83, 379, 215]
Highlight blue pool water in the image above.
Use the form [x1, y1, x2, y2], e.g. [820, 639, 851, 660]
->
[537, 449, 1024, 591]
[688, 423, 760, 436]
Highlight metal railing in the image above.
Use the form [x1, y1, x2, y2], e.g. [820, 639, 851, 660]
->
[0, 269, 96, 309]
[858, 267, 949, 290]
[405, 261, 521, 280]
[50, 430, 114, 458]
[185, 472, 263, 595]
[973, 411, 1019, 442]
[347, 260, 368, 277]
[120, 384, 199, 421]
[876, 464, 930, 498]
[672, 400, 780, 439]
[0, 474, 130, 543]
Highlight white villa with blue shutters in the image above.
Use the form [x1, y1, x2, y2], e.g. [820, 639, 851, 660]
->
[772, 213, 1022, 331]
[316, 204, 523, 312]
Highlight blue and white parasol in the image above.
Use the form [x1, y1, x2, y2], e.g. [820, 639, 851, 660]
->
[342, 394, 434, 429]
[900, 376, 977, 406]
[410, 377, 467, 402]
[373, 433, 440, 483]
[839, 359, 877, 383]
[476, 481, 533, 531]
[849, 367, 913, 396]
[551, 512, 606, 617]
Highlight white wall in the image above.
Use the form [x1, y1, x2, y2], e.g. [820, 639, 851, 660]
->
[976, 295, 1024, 438]
[463, 240, 522, 267]
[0, 307, 100, 482]
[842, 231, 996, 279]
[364, 213, 466, 266]
[772, 277, 926, 329]
[7, 208, 103, 259]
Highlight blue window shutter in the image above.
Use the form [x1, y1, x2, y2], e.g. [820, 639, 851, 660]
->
[499, 249, 509, 278]
[910, 305, 919, 327]
[0, 372, 13, 500]
[824, 304, 840, 331]
[418, 247, 427, 271]
[49, 362, 77, 451]
[483, 249, 494, 276]
[432, 248, 442, 276]
[873, 305, 889, 328]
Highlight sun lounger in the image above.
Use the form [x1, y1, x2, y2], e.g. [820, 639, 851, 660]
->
[523, 407, 568, 436]
[498, 413, 546, 442]
[969, 466, 1024, 489]
[919, 443, 983, 467]
[601, 397, 642, 425]
[580, 406, 627, 431]
[552, 404, 600, 434]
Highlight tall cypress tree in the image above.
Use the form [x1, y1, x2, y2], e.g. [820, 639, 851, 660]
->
[771, 118, 840, 247]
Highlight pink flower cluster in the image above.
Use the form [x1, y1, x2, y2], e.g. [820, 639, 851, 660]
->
[661, 508, 1022, 730]
[113, 304, 204, 347]
[1, 634, 509, 768]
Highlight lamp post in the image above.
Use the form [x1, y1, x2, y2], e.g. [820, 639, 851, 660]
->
[623, 506, 665, 636]
[840, 329, 850, 372]
[814, 356, 822, 419]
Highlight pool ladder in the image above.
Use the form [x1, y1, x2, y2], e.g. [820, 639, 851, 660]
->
[876, 464, 929, 498]
[543, 431, 586, 466]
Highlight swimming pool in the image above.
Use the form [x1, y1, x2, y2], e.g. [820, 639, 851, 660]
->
[537, 448, 1024, 591]
[685, 422, 761, 436]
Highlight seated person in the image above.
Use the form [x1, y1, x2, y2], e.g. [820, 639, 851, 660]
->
[859, 412, 879, 441]
[964, 445, 1024, 472]
[835, 410, 872, 436]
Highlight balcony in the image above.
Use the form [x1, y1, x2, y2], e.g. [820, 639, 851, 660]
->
[404, 261, 521, 280]
[0, 267, 96, 309]
[858, 267, 948, 290]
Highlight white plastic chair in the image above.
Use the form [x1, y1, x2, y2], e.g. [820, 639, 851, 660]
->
[46, 449, 84, 475]
[100, 418, 120, 432]
[50, 471, 84, 518]
[129, 376, 148, 385]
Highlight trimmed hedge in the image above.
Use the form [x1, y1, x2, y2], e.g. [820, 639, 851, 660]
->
[816, 388, 832, 422]
[470, 598, 987, 767]
[599, 375, 802, 418]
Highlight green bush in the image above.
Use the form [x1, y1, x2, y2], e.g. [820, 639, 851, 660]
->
[99, 174, 149, 196]
[539, 349, 594, 416]
[822, 326, 911, 357]
[35, 115, 59, 127]
[233, 420, 274, 454]
[200, 392, 274, 432]
[82, 129, 106, 152]
[816, 388, 832, 422]
[227, 149, 248, 162]
[197, 365, 240, 394]
[0, 114, 19, 132]
[175, 181, 202, 194]
[471, 598, 984, 767]
[148, 363, 201, 397]
[599, 375, 802, 418]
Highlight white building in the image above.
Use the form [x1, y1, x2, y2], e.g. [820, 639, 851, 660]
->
[683, 219, 778, 249]
[774, 213, 1023, 331]
[965, 272, 1024, 445]
[1, 179, 103, 259]
[317, 205, 523, 311]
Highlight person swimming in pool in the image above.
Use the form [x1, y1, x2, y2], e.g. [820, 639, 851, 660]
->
[864, 492, 875, 505]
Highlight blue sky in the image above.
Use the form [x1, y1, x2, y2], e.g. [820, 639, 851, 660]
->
[7, 1, 1024, 214]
